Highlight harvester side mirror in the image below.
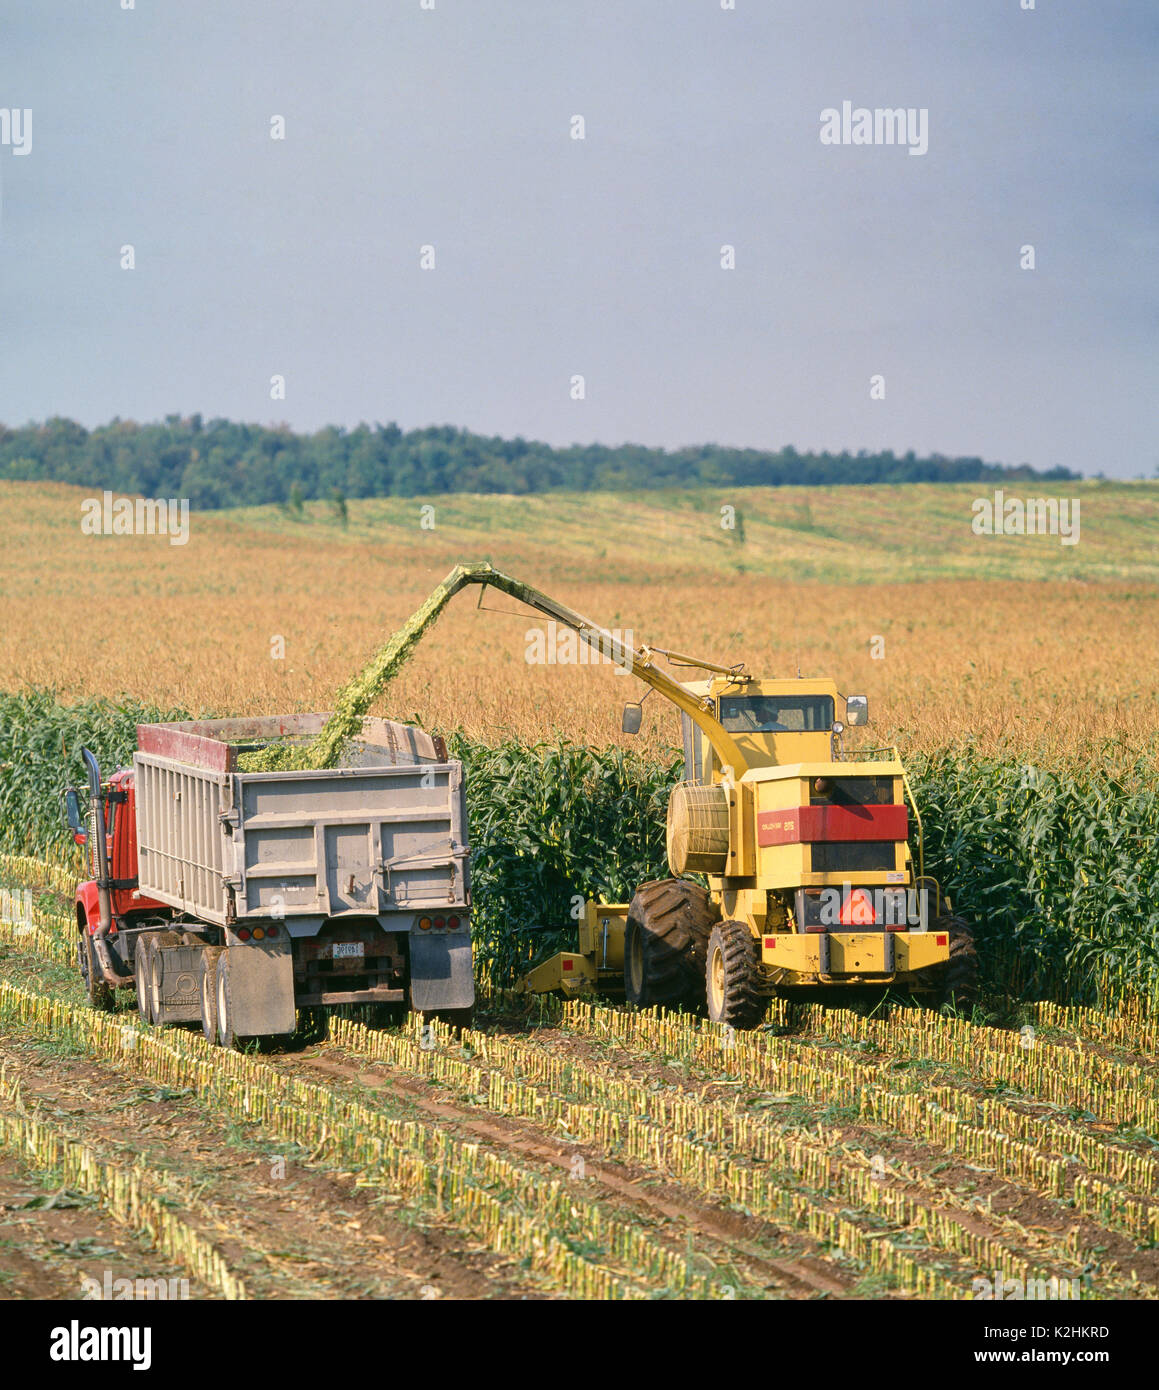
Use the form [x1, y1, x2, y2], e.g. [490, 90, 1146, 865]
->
[621, 703, 643, 735]
[846, 695, 869, 727]
[64, 788, 87, 844]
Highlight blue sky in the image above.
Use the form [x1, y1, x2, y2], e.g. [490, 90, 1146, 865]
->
[1, 0, 1155, 476]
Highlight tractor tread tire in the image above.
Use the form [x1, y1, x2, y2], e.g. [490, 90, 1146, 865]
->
[707, 920, 768, 1030]
[932, 914, 978, 1012]
[625, 878, 718, 1009]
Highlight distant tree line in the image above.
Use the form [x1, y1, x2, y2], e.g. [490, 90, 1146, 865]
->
[0, 415, 1078, 509]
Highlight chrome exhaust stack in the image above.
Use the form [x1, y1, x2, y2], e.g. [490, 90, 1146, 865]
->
[80, 747, 129, 988]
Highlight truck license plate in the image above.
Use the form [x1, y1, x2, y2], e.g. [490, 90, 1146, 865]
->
[332, 942, 364, 960]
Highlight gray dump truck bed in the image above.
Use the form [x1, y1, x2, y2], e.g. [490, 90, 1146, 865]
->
[130, 715, 473, 1034]
[134, 714, 468, 934]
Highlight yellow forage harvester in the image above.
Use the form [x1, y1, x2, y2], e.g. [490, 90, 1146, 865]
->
[310, 563, 973, 1026]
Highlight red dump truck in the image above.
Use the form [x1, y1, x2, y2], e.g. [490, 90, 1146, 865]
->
[65, 715, 474, 1047]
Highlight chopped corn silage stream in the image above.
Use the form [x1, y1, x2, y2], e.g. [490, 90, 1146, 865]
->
[237, 561, 496, 771]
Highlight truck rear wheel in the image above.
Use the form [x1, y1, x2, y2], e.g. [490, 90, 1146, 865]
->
[216, 953, 244, 1051]
[79, 932, 115, 1013]
[706, 920, 768, 1030]
[135, 937, 157, 1025]
[624, 878, 717, 1009]
[199, 949, 222, 1044]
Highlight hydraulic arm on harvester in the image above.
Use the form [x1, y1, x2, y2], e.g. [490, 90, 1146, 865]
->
[434, 563, 756, 774]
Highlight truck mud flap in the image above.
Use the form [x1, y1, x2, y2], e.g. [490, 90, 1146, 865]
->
[228, 939, 297, 1037]
[408, 934, 475, 1011]
[153, 945, 204, 1024]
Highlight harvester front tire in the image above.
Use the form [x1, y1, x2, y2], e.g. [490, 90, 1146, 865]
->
[706, 920, 768, 1030]
[79, 932, 115, 1013]
[624, 879, 717, 1010]
[930, 915, 978, 1013]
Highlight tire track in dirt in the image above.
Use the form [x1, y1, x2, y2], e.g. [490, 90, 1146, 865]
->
[0, 1152, 206, 1302]
[513, 1018, 1159, 1291]
[0, 1035, 550, 1301]
[282, 1048, 855, 1299]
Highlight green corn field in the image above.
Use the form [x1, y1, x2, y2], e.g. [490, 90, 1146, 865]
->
[1, 688, 1156, 1010]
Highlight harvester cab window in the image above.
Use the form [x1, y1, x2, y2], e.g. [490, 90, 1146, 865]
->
[718, 696, 834, 733]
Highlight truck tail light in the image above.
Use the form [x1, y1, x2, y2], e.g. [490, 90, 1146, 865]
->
[447, 915, 461, 931]
[237, 927, 251, 942]
[418, 916, 432, 931]
[266, 924, 278, 938]
[433, 916, 445, 930]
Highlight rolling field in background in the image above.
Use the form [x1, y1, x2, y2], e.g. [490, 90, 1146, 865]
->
[2, 479, 1158, 763]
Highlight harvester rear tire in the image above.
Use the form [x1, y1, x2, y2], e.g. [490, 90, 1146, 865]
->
[706, 920, 768, 1030]
[79, 932, 115, 1014]
[930, 915, 978, 1013]
[624, 878, 717, 1010]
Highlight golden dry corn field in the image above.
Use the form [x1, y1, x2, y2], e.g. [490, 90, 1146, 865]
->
[2, 479, 1158, 764]
[1, 479, 1158, 1301]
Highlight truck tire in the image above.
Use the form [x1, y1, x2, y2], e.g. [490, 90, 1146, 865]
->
[216, 953, 244, 1051]
[135, 937, 157, 1025]
[706, 920, 768, 1030]
[79, 932, 115, 1013]
[199, 949, 222, 1044]
[624, 878, 717, 1009]
[929, 915, 978, 1013]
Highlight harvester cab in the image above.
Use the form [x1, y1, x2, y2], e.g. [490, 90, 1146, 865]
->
[679, 677, 845, 777]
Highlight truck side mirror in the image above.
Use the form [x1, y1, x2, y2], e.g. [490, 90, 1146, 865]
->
[621, 703, 643, 735]
[64, 787, 87, 842]
[845, 695, 869, 727]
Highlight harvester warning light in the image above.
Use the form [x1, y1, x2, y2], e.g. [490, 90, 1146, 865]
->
[839, 889, 877, 926]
